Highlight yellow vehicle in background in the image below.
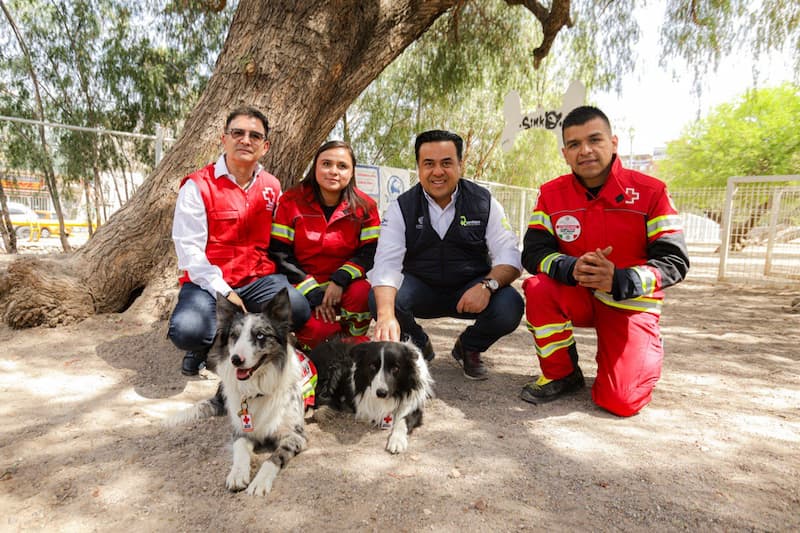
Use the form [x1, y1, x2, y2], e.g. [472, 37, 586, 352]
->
[2, 203, 93, 241]
[35, 210, 72, 238]
[2, 201, 38, 239]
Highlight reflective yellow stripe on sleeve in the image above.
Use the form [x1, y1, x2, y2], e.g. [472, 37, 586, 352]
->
[631, 266, 657, 296]
[271, 222, 295, 242]
[646, 214, 683, 239]
[340, 264, 361, 279]
[527, 211, 553, 234]
[539, 252, 563, 276]
[360, 225, 380, 242]
[295, 277, 320, 296]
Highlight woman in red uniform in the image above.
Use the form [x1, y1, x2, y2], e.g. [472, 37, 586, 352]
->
[270, 140, 380, 351]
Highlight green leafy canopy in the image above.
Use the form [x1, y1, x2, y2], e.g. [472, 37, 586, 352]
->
[659, 84, 800, 188]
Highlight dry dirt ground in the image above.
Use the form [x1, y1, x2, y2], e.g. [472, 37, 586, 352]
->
[1, 260, 799, 532]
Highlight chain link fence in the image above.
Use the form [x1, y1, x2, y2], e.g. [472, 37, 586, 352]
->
[472, 177, 800, 286]
[0, 115, 174, 218]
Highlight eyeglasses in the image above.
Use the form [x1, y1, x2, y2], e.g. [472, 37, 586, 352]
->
[226, 128, 267, 142]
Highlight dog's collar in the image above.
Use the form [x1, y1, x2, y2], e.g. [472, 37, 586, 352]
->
[241, 394, 264, 401]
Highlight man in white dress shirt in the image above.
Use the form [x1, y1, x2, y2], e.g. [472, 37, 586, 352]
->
[168, 106, 310, 376]
[368, 130, 524, 380]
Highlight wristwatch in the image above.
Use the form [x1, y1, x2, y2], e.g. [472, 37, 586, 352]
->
[481, 278, 499, 293]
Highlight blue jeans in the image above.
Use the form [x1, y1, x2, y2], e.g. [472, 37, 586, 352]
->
[168, 274, 311, 353]
[369, 273, 524, 353]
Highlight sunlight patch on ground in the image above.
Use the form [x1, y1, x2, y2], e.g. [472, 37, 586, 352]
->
[730, 413, 800, 442]
[749, 385, 800, 411]
[666, 371, 799, 410]
[121, 384, 215, 420]
[141, 399, 198, 420]
[522, 408, 703, 465]
[336, 450, 407, 479]
[668, 373, 722, 386]
[521, 412, 607, 453]
[665, 326, 768, 344]
[0, 367, 116, 402]
[95, 473, 155, 505]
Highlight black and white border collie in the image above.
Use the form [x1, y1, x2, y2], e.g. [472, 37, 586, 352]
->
[167, 289, 307, 496]
[309, 339, 434, 454]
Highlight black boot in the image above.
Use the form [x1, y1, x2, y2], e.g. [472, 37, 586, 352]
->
[181, 350, 208, 376]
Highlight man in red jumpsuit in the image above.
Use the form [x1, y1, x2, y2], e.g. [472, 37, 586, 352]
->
[520, 106, 689, 416]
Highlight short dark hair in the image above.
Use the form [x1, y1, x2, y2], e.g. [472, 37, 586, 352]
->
[414, 130, 463, 162]
[225, 106, 270, 138]
[562, 106, 612, 141]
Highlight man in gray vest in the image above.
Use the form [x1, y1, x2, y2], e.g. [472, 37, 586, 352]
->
[368, 130, 524, 380]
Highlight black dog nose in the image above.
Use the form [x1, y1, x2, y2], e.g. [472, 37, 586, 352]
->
[376, 388, 388, 398]
[231, 354, 243, 367]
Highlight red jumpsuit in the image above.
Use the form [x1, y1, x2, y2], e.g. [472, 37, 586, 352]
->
[522, 157, 689, 416]
[270, 184, 380, 350]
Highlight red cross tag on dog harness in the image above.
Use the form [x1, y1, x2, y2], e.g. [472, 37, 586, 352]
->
[238, 400, 254, 433]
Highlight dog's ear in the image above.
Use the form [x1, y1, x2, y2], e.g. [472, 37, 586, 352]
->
[216, 291, 241, 330]
[262, 287, 291, 325]
[402, 342, 423, 362]
[347, 342, 366, 363]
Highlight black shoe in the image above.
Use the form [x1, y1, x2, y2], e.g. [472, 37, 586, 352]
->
[181, 351, 207, 376]
[422, 339, 436, 362]
[519, 367, 585, 404]
[451, 338, 488, 380]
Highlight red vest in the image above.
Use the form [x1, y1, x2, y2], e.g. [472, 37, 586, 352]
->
[178, 164, 281, 288]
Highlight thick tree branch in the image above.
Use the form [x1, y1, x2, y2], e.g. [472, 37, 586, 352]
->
[505, 0, 573, 68]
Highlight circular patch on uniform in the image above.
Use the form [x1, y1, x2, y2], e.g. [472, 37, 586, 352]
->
[555, 215, 581, 242]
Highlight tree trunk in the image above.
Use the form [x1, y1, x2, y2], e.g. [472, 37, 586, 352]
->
[82, 178, 94, 237]
[0, 0, 458, 327]
[0, 0, 572, 328]
[0, 176, 18, 254]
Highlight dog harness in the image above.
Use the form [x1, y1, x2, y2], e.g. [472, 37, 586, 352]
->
[297, 349, 318, 410]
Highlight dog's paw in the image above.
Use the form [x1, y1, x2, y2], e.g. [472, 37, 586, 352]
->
[386, 431, 408, 454]
[225, 466, 251, 492]
[245, 478, 274, 497]
[246, 462, 279, 496]
[312, 405, 336, 423]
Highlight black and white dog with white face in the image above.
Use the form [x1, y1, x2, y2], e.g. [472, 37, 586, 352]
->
[309, 339, 434, 454]
[167, 288, 307, 496]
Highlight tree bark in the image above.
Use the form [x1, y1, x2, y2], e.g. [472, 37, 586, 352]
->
[0, 0, 572, 328]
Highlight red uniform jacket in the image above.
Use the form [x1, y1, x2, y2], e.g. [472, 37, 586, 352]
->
[269, 184, 380, 296]
[522, 156, 689, 314]
[178, 164, 281, 289]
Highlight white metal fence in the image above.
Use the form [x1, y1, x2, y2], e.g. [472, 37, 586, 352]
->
[0, 115, 175, 219]
[717, 176, 800, 284]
